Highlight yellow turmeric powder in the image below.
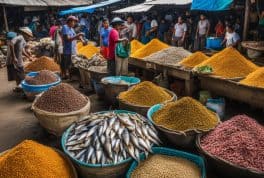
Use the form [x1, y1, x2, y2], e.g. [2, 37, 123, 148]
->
[195, 47, 259, 78]
[0, 140, 74, 178]
[153, 97, 219, 132]
[239, 67, 264, 88]
[77, 42, 84, 51]
[130, 40, 144, 55]
[130, 39, 169, 59]
[78, 44, 100, 59]
[119, 81, 172, 106]
[179, 51, 209, 68]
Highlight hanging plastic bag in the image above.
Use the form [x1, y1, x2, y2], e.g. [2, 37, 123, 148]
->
[115, 42, 130, 58]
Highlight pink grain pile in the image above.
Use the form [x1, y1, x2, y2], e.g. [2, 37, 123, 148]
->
[200, 115, 264, 173]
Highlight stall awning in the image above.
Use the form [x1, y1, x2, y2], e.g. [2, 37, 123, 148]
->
[0, 0, 93, 7]
[59, 0, 121, 15]
[145, 0, 192, 5]
[113, 3, 153, 13]
[191, 0, 233, 11]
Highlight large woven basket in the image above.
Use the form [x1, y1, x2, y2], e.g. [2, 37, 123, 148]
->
[32, 94, 91, 136]
[117, 88, 176, 116]
[196, 135, 264, 178]
[0, 148, 78, 178]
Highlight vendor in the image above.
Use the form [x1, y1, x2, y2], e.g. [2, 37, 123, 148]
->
[107, 17, 128, 76]
[195, 14, 210, 51]
[172, 16, 187, 47]
[221, 24, 240, 48]
[100, 18, 111, 59]
[215, 19, 225, 37]
[61, 16, 85, 79]
[6, 27, 33, 92]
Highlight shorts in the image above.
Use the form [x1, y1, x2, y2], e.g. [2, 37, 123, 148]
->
[61, 54, 72, 71]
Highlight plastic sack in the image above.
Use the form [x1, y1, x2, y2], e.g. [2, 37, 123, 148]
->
[206, 98, 225, 119]
[116, 42, 130, 58]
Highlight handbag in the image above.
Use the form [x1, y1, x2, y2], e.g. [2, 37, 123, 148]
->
[115, 42, 130, 58]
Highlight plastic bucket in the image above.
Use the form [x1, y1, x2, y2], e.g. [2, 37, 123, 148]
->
[206, 37, 223, 50]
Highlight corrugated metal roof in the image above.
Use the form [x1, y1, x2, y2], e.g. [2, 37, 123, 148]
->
[145, 0, 192, 5]
[0, 0, 93, 6]
[113, 3, 153, 13]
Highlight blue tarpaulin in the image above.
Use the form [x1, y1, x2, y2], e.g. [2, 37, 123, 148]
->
[191, 0, 233, 11]
[59, 0, 121, 15]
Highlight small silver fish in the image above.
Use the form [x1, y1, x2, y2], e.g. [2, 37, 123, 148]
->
[127, 144, 137, 160]
[68, 145, 83, 151]
[110, 130, 116, 140]
[85, 125, 98, 138]
[113, 139, 120, 153]
[100, 134, 106, 145]
[138, 138, 149, 151]
[113, 120, 120, 132]
[102, 120, 108, 134]
[67, 134, 78, 142]
[134, 148, 140, 161]
[104, 138, 112, 159]
[118, 115, 135, 129]
[117, 125, 125, 138]
[86, 146, 95, 163]
[66, 139, 83, 146]
[88, 119, 102, 128]
[122, 128, 130, 145]
[108, 117, 116, 128]
[91, 154, 96, 164]
[76, 149, 86, 159]
[130, 133, 140, 149]
[96, 149, 103, 163]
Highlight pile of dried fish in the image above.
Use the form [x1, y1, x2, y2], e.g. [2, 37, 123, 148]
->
[64, 112, 161, 165]
[78, 54, 107, 70]
[143, 47, 191, 67]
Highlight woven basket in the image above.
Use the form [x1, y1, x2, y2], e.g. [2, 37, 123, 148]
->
[32, 94, 91, 136]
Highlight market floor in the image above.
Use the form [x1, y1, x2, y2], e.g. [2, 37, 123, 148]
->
[0, 68, 107, 152]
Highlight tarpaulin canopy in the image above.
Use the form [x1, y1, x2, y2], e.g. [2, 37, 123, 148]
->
[113, 3, 153, 13]
[145, 0, 192, 5]
[191, 0, 233, 11]
[59, 0, 121, 15]
[0, 0, 93, 7]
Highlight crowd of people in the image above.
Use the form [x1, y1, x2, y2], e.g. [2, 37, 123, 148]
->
[5, 9, 264, 92]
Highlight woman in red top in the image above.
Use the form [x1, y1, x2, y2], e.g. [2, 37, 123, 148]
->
[215, 20, 225, 37]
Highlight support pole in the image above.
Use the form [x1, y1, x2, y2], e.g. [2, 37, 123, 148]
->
[3, 6, 9, 32]
[243, 0, 250, 40]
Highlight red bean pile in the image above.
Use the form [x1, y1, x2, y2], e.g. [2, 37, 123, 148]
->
[35, 83, 88, 113]
[201, 115, 264, 173]
[25, 70, 58, 85]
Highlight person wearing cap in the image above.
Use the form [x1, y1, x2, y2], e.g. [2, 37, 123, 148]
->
[6, 28, 33, 92]
[108, 17, 128, 76]
[61, 15, 85, 79]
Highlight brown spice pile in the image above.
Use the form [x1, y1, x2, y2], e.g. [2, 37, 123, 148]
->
[25, 56, 60, 72]
[25, 70, 58, 85]
[119, 81, 171, 106]
[153, 97, 218, 132]
[239, 67, 264, 88]
[179, 51, 209, 68]
[195, 47, 259, 78]
[131, 154, 201, 178]
[35, 83, 87, 113]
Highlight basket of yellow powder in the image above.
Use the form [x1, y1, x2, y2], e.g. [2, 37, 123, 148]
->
[126, 147, 205, 178]
[239, 67, 264, 89]
[195, 47, 259, 79]
[147, 97, 220, 148]
[118, 81, 176, 116]
[0, 140, 77, 178]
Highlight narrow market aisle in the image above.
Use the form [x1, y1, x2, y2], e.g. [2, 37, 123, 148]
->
[0, 68, 107, 152]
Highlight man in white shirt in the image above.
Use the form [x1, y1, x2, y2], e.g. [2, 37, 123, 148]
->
[123, 16, 137, 41]
[195, 14, 210, 50]
[222, 24, 240, 48]
[172, 16, 187, 47]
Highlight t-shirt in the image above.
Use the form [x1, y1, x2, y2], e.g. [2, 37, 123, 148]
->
[225, 32, 240, 47]
[124, 22, 137, 39]
[174, 23, 187, 37]
[100, 27, 112, 47]
[108, 28, 119, 60]
[198, 19, 210, 35]
[151, 19, 158, 28]
[49, 25, 58, 39]
[10, 35, 26, 67]
[62, 25, 76, 55]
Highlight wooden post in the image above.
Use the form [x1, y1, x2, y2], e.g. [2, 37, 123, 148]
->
[243, 0, 250, 40]
[3, 6, 9, 32]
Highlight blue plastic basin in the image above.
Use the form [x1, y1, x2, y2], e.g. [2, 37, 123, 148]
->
[101, 76, 141, 86]
[206, 37, 223, 50]
[21, 72, 61, 93]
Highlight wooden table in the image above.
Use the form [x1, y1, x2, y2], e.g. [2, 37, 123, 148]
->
[129, 58, 195, 96]
[198, 74, 264, 110]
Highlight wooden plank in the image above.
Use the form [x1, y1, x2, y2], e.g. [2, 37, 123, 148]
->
[199, 75, 264, 109]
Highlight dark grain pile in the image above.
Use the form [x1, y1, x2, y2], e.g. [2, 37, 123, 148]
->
[25, 70, 58, 85]
[35, 83, 87, 113]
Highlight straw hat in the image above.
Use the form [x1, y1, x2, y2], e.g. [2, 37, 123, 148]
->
[19, 27, 33, 37]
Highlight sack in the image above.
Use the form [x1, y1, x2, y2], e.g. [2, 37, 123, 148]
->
[115, 42, 130, 58]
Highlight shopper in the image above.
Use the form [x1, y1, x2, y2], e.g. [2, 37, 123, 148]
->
[172, 16, 187, 47]
[107, 17, 128, 76]
[124, 16, 137, 41]
[54, 21, 63, 64]
[215, 19, 225, 37]
[6, 27, 33, 92]
[195, 14, 210, 51]
[61, 16, 85, 79]
[141, 16, 151, 44]
[158, 18, 169, 42]
[221, 24, 240, 48]
[100, 18, 112, 59]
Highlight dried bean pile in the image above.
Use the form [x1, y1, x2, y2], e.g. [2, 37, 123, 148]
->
[25, 70, 58, 85]
[25, 56, 60, 72]
[131, 154, 201, 178]
[201, 115, 264, 173]
[35, 83, 87, 113]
